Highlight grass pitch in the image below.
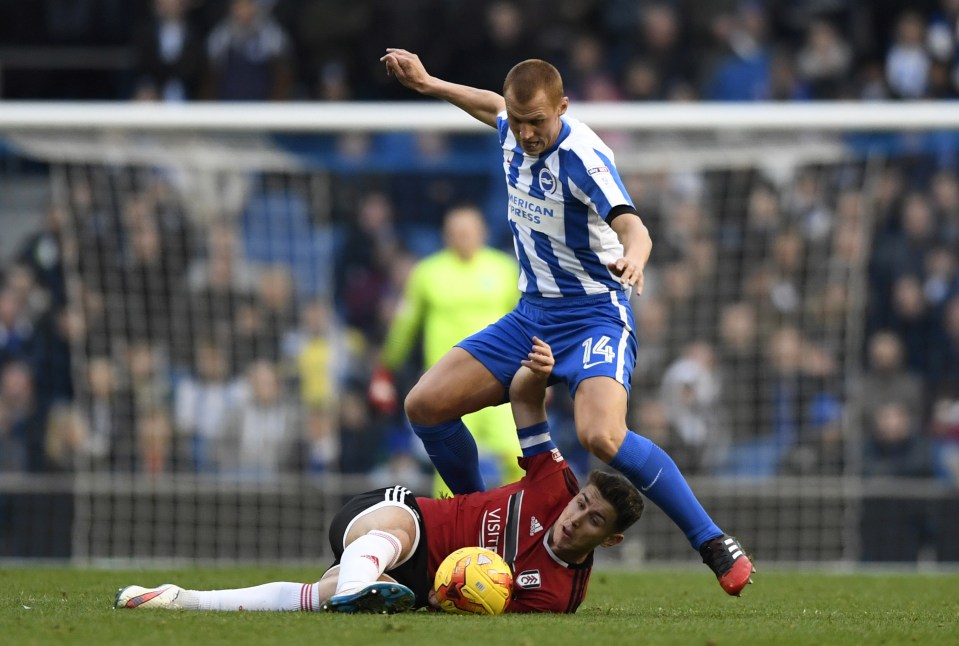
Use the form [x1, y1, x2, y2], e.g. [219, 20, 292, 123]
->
[3, 566, 958, 645]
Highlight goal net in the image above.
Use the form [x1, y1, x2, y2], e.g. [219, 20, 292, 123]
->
[1, 102, 957, 566]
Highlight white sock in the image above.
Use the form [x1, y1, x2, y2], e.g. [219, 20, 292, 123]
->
[187, 582, 320, 611]
[334, 530, 403, 597]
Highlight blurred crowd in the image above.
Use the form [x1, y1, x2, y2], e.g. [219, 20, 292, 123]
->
[1, 0, 959, 492]
[2, 155, 959, 489]
[5, 0, 959, 102]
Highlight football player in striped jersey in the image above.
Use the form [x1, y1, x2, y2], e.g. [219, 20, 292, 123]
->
[379, 49, 753, 595]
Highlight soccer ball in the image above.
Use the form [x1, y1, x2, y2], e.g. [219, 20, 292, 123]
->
[433, 546, 513, 615]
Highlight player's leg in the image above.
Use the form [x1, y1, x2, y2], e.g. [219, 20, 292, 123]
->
[405, 347, 504, 494]
[573, 377, 753, 595]
[406, 311, 531, 494]
[115, 580, 320, 611]
[323, 488, 427, 613]
[115, 489, 423, 612]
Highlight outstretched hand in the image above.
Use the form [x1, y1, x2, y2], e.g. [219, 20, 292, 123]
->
[380, 48, 432, 93]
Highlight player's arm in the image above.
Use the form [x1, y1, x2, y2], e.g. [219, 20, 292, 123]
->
[381, 48, 505, 128]
[380, 263, 427, 371]
[510, 336, 553, 430]
[607, 209, 652, 295]
[369, 263, 427, 412]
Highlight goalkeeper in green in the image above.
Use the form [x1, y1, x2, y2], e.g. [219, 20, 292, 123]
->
[369, 204, 521, 496]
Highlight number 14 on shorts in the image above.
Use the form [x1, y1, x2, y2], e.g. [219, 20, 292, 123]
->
[582, 335, 615, 369]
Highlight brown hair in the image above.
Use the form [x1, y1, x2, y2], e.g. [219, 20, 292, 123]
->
[503, 59, 564, 105]
[588, 469, 644, 533]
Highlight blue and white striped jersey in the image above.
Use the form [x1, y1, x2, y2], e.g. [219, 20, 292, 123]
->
[497, 112, 635, 298]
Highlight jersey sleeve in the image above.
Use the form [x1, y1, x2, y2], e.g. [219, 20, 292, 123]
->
[496, 112, 510, 146]
[380, 261, 428, 370]
[518, 448, 579, 492]
[561, 146, 634, 219]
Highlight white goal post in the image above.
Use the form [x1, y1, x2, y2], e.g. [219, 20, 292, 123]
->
[1, 101, 957, 567]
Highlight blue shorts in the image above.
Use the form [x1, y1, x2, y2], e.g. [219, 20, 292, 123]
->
[457, 291, 637, 397]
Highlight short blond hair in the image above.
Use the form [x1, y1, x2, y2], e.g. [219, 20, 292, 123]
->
[503, 59, 564, 105]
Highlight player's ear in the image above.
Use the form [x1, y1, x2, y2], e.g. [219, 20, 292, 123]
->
[600, 533, 624, 548]
[558, 97, 569, 116]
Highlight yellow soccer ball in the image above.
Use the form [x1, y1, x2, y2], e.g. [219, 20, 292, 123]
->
[433, 546, 513, 615]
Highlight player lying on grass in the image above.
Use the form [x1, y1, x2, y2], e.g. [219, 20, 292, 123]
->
[115, 338, 645, 614]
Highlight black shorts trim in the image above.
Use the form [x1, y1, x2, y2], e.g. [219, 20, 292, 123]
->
[327, 487, 431, 609]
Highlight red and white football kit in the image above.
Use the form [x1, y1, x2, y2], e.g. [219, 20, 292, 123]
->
[417, 448, 591, 613]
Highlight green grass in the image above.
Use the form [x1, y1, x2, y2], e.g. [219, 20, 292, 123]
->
[2, 567, 958, 645]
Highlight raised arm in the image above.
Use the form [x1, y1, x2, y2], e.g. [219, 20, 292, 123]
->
[509, 337, 554, 430]
[380, 48, 505, 129]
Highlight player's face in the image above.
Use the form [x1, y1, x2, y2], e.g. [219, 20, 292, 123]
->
[548, 484, 621, 562]
[504, 89, 568, 156]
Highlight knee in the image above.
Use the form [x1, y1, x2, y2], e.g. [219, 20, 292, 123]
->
[404, 383, 441, 425]
[577, 425, 626, 463]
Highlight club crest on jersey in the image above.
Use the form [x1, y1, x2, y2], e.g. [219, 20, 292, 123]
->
[538, 168, 557, 194]
[516, 570, 542, 589]
[550, 448, 563, 463]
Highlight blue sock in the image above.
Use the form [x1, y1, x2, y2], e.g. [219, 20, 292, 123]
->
[411, 419, 485, 494]
[517, 421, 555, 457]
[609, 431, 722, 550]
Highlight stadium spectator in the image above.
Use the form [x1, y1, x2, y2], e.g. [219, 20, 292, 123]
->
[0, 286, 37, 371]
[703, 2, 773, 101]
[43, 402, 91, 472]
[715, 302, 763, 443]
[0, 399, 27, 472]
[281, 297, 366, 472]
[132, 0, 204, 101]
[203, 0, 294, 100]
[795, 18, 853, 99]
[0, 361, 46, 472]
[864, 401, 935, 479]
[214, 359, 303, 477]
[15, 203, 68, 309]
[659, 341, 729, 474]
[137, 406, 175, 474]
[32, 305, 83, 407]
[337, 381, 389, 476]
[778, 392, 845, 477]
[886, 274, 936, 376]
[123, 340, 171, 419]
[719, 325, 820, 478]
[256, 265, 298, 358]
[177, 225, 256, 369]
[453, 1, 537, 97]
[79, 356, 136, 472]
[630, 296, 673, 394]
[931, 170, 959, 247]
[860, 400, 936, 562]
[120, 200, 179, 346]
[229, 295, 278, 373]
[282, 297, 365, 408]
[335, 191, 404, 339]
[186, 220, 261, 294]
[174, 338, 244, 472]
[294, 0, 372, 100]
[622, 3, 695, 100]
[885, 11, 931, 99]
